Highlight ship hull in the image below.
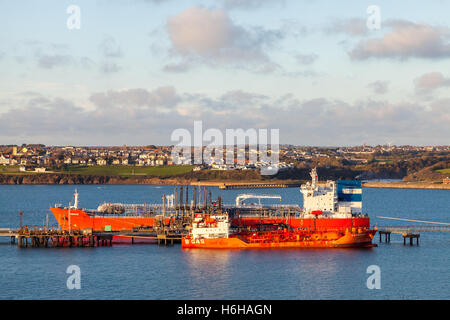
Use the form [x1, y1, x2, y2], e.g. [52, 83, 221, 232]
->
[231, 217, 370, 229]
[182, 229, 377, 249]
[51, 207, 370, 232]
[50, 207, 161, 231]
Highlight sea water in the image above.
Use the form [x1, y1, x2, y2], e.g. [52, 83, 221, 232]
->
[0, 185, 449, 299]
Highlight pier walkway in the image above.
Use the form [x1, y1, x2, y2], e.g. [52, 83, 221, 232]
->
[0, 225, 183, 248]
[377, 226, 450, 245]
[219, 183, 300, 190]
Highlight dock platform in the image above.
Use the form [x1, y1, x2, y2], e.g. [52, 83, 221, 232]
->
[219, 183, 300, 190]
[377, 226, 450, 245]
[0, 225, 184, 248]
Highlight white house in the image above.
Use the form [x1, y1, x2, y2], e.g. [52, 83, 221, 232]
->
[0, 155, 10, 165]
[96, 158, 107, 166]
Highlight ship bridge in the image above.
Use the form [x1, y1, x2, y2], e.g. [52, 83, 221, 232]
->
[300, 168, 363, 216]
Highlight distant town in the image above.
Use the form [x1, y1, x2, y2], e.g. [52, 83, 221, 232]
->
[0, 144, 448, 175]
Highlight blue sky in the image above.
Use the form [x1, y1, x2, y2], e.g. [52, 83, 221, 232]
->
[0, 0, 449, 146]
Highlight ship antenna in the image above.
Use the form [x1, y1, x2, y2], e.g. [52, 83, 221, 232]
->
[73, 189, 79, 209]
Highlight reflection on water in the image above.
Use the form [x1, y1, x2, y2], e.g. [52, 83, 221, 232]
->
[179, 247, 380, 299]
[183, 249, 234, 268]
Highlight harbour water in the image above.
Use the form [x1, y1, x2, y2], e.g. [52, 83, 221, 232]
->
[0, 185, 449, 300]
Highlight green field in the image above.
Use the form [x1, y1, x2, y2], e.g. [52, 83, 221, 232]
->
[436, 168, 450, 174]
[59, 165, 194, 177]
[0, 165, 20, 170]
[0, 165, 24, 174]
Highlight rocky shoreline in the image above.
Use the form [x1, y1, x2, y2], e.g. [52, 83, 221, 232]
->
[1, 173, 449, 190]
[0, 173, 193, 185]
[0, 173, 301, 186]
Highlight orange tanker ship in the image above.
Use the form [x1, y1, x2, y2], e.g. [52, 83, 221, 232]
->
[182, 213, 377, 249]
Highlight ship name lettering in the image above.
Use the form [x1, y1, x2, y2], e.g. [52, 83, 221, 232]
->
[190, 239, 205, 244]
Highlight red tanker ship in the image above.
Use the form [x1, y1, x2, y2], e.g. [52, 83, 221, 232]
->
[50, 168, 373, 241]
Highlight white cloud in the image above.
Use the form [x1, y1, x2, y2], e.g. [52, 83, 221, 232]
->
[349, 20, 450, 60]
[99, 35, 124, 58]
[167, 8, 235, 55]
[165, 7, 282, 73]
[37, 54, 73, 69]
[326, 18, 368, 36]
[222, 0, 284, 10]
[89, 86, 180, 109]
[414, 72, 450, 93]
[295, 53, 319, 65]
[1, 88, 448, 146]
[100, 61, 121, 74]
[367, 81, 389, 95]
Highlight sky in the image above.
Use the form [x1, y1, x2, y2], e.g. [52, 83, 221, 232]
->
[0, 0, 449, 146]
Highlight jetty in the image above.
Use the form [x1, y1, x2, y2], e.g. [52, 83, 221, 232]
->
[0, 225, 183, 248]
[377, 226, 450, 245]
[218, 183, 300, 190]
[376, 216, 450, 245]
[362, 181, 450, 190]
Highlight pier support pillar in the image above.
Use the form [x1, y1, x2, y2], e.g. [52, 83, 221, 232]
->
[403, 234, 420, 246]
[379, 231, 391, 243]
[18, 236, 23, 248]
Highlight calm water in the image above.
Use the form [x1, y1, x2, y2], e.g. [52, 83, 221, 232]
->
[0, 185, 449, 300]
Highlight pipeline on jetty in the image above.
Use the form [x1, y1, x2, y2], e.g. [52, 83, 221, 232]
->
[0, 185, 221, 248]
[0, 225, 183, 248]
[0, 225, 111, 248]
[377, 216, 450, 246]
[219, 183, 300, 190]
[0, 185, 303, 249]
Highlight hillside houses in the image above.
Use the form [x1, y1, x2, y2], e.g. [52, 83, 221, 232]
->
[0, 144, 448, 173]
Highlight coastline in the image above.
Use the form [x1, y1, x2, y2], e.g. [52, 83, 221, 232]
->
[1, 173, 449, 190]
[0, 173, 302, 186]
[362, 181, 450, 190]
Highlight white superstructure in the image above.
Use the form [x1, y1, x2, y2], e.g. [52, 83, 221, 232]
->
[300, 168, 336, 214]
[300, 168, 362, 218]
[191, 214, 230, 239]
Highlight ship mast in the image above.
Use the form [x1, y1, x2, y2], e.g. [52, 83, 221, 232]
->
[310, 167, 318, 189]
[73, 189, 79, 209]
